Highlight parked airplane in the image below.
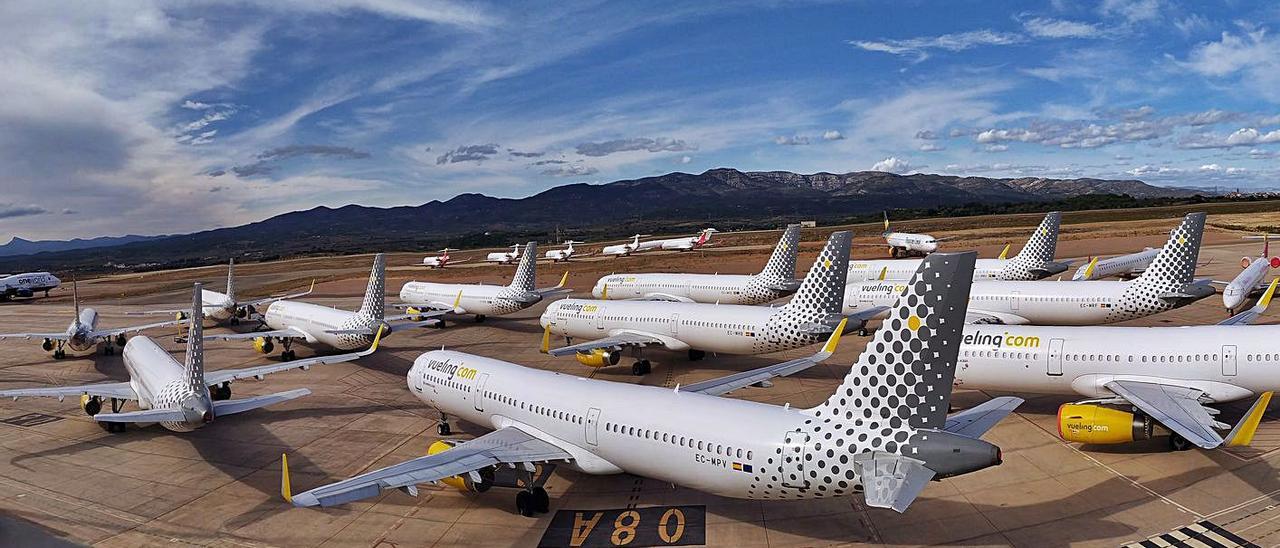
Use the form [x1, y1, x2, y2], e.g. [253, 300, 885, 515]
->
[1218, 235, 1278, 314]
[206, 254, 442, 360]
[856, 212, 954, 257]
[590, 224, 802, 304]
[400, 242, 569, 323]
[541, 231, 886, 375]
[543, 241, 581, 262]
[843, 213, 1212, 325]
[281, 252, 1022, 515]
[648, 228, 717, 251]
[136, 259, 313, 325]
[486, 244, 523, 265]
[600, 234, 645, 257]
[953, 279, 1279, 451]
[0, 271, 60, 301]
[847, 212, 1065, 282]
[420, 248, 468, 269]
[1072, 247, 1160, 281]
[0, 283, 381, 433]
[0, 280, 184, 358]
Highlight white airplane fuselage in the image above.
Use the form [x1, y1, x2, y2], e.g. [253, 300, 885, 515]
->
[1224, 256, 1273, 311]
[1072, 248, 1159, 281]
[122, 336, 211, 432]
[542, 299, 808, 355]
[199, 289, 237, 322]
[62, 308, 100, 352]
[591, 273, 784, 305]
[1, 272, 61, 298]
[849, 258, 1019, 282]
[262, 300, 379, 350]
[954, 324, 1275, 403]
[401, 282, 537, 317]
[409, 350, 829, 497]
[885, 232, 938, 254]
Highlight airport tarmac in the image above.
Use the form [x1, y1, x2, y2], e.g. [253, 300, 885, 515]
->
[1, 218, 1278, 547]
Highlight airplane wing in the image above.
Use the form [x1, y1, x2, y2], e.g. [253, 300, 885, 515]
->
[636, 293, 696, 303]
[0, 332, 71, 341]
[685, 319, 847, 396]
[0, 381, 137, 401]
[204, 330, 382, 386]
[90, 318, 186, 339]
[203, 327, 310, 342]
[532, 272, 571, 297]
[854, 452, 935, 513]
[543, 331, 667, 357]
[943, 397, 1024, 439]
[1104, 380, 1225, 449]
[284, 427, 573, 507]
[1219, 278, 1278, 326]
[964, 310, 1031, 325]
[240, 281, 316, 308]
[212, 388, 311, 416]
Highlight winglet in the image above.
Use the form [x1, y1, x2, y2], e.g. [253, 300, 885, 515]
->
[601, 283, 609, 300]
[997, 243, 1010, 260]
[556, 271, 568, 289]
[540, 325, 551, 354]
[369, 325, 385, 352]
[1226, 391, 1272, 447]
[878, 267, 887, 281]
[1259, 278, 1279, 311]
[1083, 256, 1099, 280]
[821, 318, 849, 356]
[281, 453, 293, 503]
[453, 290, 463, 311]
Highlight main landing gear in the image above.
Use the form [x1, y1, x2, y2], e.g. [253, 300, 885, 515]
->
[688, 349, 706, 361]
[86, 397, 128, 433]
[49, 339, 67, 359]
[1169, 433, 1193, 452]
[280, 339, 296, 361]
[513, 464, 552, 517]
[474, 315, 487, 323]
[631, 360, 652, 376]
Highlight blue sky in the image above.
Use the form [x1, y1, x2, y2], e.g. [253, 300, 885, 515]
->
[2, 1, 1279, 239]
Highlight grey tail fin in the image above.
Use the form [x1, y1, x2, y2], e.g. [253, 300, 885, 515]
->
[1132, 213, 1205, 291]
[72, 278, 81, 322]
[185, 282, 205, 392]
[509, 241, 537, 291]
[809, 252, 976, 429]
[783, 231, 851, 317]
[1010, 211, 1060, 264]
[356, 253, 386, 321]
[759, 224, 801, 281]
[226, 259, 237, 302]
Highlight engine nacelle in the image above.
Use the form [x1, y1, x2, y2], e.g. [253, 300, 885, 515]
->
[1057, 403, 1153, 445]
[575, 349, 620, 368]
[236, 307, 248, 319]
[175, 311, 187, 321]
[15, 288, 33, 298]
[1242, 256, 1253, 269]
[253, 336, 274, 354]
[427, 440, 494, 492]
[80, 395, 101, 416]
[41, 338, 54, 351]
[115, 334, 127, 347]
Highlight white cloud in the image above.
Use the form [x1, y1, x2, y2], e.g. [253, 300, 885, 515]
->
[850, 81, 1011, 146]
[918, 143, 945, 152]
[1182, 27, 1280, 102]
[1099, 0, 1162, 23]
[822, 130, 844, 141]
[847, 30, 1023, 61]
[678, 155, 692, 164]
[1178, 127, 1280, 149]
[1199, 163, 1221, 171]
[984, 144, 1009, 152]
[774, 135, 810, 146]
[870, 156, 912, 174]
[1023, 17, 1101, 39]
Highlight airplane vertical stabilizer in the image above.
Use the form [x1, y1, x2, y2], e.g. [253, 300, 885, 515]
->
[509, 241, 537, 291]
[781, 231, 850, 319]
[185, 282, 206, 391]
[226, 258, 237, 303]
[759, 224, 801, 282]
[1131, 212, 1205, 293]
[356, 253, 386, 321]
[1010, 211, 1060, 265]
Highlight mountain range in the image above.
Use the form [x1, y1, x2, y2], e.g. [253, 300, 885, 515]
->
[0, 168, 1201, 273]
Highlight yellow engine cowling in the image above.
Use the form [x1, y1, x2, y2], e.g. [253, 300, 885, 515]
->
[80, 394, 101, 416]
[253, 336, 274, 354]
[1057, 403, 1153, 445]
[575, 349, 621, 368]
[406, 307, 423, 321]
[427, 440, 494, 492]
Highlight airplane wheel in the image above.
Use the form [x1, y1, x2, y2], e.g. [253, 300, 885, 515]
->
[858, 328, 870, 337]
[1169, 434, 1193, 452]
[688, 349, 705, 361]
[105, 422, 125, 433]
[516, 491, 535, 517]
[53, 350, 65, 359]
[438, 423, 452, 436]
[475, 315, 487, 323]
[282, 350, 296, 361]
[531, 487, 550, 514]
[230, 317, 240, 326]
[631, 360, 651, 376]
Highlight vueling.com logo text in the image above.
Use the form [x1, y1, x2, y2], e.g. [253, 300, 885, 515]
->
[962, 330, 1041, 349]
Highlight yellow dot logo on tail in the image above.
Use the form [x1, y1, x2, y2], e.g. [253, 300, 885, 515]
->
[823, 258, 832, 269]
[907, 315, 922, 331]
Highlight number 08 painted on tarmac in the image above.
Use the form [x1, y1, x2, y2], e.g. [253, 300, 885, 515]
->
[538, 505, 706, 547]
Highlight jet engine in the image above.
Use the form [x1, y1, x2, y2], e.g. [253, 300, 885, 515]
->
[41, 338, 54, 351]
[115, 334, 127, 347]
[253, 336, 274, 354]
[236, 307, 248, 319]
[15, 288, 33, 298]
[211, 383, 232, 401]
[80, 395, 102, 416]
[427, 440, 494, 492]
[1057, 403, 1153, 445]
[575, 349, 620, 368]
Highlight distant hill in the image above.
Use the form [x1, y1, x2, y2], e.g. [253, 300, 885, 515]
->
[0, 234, 167, 257]
[0, 168, 1201, 273]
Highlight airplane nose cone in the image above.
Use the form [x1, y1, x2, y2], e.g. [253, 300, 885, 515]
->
[202, 410, 214, 423]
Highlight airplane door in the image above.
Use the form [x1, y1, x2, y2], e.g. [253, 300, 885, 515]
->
[1047, 338, 1064, 376]
[670, 313, 679, 336]
[781, 430, 809, 489]
[1010, 291, 1021, 311]
[474, 373, 490, 412]
[585, 408, 601, 446]
[1222, 345, 1238, 376]
[595, 307, 605, 331]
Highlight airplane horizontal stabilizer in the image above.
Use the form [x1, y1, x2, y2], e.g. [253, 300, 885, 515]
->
[943, 396, 1024, 439]
[213, 388, 311, 416]
[95, 408, 189, 423]
[854, 452, 935, 513]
